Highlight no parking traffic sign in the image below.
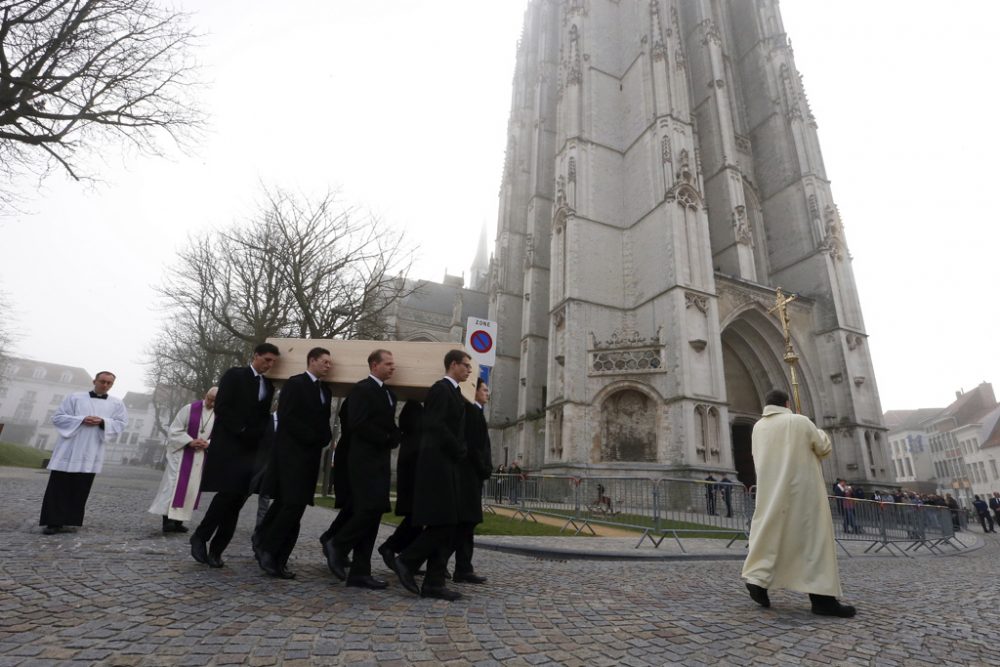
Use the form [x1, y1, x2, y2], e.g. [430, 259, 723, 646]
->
[465, 317, 497, 367]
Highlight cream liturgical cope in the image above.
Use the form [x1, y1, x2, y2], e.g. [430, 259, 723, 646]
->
[741, 405, 842, 598]
[48, 392, 129, 474]
[148, 401, 214, 521]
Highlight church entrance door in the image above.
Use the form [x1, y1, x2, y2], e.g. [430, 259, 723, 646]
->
[730, 420, 756, 489]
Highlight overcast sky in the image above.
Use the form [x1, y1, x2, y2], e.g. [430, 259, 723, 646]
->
[1, 1, 996, 412]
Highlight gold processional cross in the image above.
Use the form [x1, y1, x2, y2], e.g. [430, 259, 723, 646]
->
[767, 287, 802, 413]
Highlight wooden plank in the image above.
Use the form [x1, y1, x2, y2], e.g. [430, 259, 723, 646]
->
[264, 338, 479, 402]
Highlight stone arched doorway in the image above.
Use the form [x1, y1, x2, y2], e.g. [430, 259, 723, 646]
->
[720, 308, 815, 488]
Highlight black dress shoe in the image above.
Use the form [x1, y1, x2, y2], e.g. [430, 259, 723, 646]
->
[394, 557, 420, 595]
[346, 575, 389, 590]
[746, 583, 771, 608]
[258, 551, 283, 577]
[452, 572, 487, 584]
[42, 525, 61, 535]
[420, 585, 462, 601]
[257, 550, 295, 579]
[809, 595, 856, 618]
[327, 544, 347, 581]
[189, 535, 210, 565]
[207, 552, 225, 568]
[377, 543, 397, 573]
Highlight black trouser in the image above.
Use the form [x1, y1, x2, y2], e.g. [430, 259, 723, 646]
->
[452, 521, 478, 575]
[257, 499, 306, 565]
[194, 492, 248, 556]
[381, 515, 422, 554]
[331, 508, 381, 577]
[978, 513, 995, 533]
[706, 494, 717, 516]
[39, 471, 96, 527]
[320, 505, 353, 545]
[400, 524, 455, 588]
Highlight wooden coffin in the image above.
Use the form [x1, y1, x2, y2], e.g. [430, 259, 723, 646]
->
[264, 338, 479, 402]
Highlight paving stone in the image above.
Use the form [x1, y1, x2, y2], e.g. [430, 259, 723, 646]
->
[0, 465, 997, 666]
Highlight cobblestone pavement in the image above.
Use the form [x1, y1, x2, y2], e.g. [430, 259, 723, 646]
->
[2, 465, 999, 666]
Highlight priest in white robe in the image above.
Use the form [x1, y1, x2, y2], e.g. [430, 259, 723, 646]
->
[39, 371, 128, 534]
[148, 387, 217, 532]
[741, 388, 857, 618]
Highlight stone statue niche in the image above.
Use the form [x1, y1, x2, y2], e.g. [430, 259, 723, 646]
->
[600, 390, 656, 462]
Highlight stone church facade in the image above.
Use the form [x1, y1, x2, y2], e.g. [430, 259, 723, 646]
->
[486, 0, 889, 486]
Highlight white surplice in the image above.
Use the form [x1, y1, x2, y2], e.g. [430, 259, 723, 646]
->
[741, 405, 842, 597]
[148, 402, 213, 521]
[48, 392, 129, 474]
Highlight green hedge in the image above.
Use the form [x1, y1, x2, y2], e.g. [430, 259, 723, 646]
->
[0, 441, 49, 469]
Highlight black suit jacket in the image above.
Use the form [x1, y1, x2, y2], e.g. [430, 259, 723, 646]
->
[411, 378, 467, 526]
[267, 372, 333, 506]
[457, 402, 493, 524]
[331, 399, 351, 509]
[202, 365, 274, 493]
[346, 376, 400, 513]
[394, 400, 423, 517]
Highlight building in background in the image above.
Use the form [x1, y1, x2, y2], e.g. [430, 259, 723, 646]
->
[965, 405, 1000, 501]
[927, 383, 997, 507]
[882, 408, 942, 490]
[486, 0, 887, 485]
[105, 391, 164, 466]
[0, 357, 92, 449]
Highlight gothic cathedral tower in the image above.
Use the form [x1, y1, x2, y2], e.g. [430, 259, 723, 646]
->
[488, 0, 889, 486]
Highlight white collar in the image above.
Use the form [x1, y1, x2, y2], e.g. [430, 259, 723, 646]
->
[249, 364, 261, 378]
[443, 376, 459, 389]
[475, 402, 484, 410]
[369, 374, 384, 387]
[306, 370, 319, 382]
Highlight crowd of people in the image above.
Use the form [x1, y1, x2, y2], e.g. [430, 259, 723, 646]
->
[37, 344, 494, 601]
[831, 479, 1000, 533]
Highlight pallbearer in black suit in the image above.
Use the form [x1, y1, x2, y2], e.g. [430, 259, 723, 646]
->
[256, 347, 334, 579]
[319, 398, 352, 575]
[393, 349, 471, 601]
[452, 378, 493, 584]
[376, 399, 424, 569]
[191, 342, 279, 568]
[328, 349, 401, 589]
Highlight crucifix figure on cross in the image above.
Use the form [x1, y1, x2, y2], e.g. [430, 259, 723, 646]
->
[767, 287, 802, 413]
[767, 287, 797, 347]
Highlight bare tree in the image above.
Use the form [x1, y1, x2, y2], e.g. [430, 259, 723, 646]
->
[0, 287, 16, 389]
[0, 0, 202, 189]
[148, 188, 415, 395]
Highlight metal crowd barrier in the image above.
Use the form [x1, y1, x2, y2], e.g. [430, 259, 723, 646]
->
[828, 496, 965, 556]
[484, 473, 753, 553]
[484, 473, 966, 556]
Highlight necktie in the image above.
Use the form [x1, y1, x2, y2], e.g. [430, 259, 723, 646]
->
[385, 386, 393, 407]
[316, 379, 325, 404]
[257, 374, 266, 401]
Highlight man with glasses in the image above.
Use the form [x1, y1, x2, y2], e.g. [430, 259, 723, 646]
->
[393, 349, 471, 601]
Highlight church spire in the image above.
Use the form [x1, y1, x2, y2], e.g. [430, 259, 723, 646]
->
[470, 219, 489, 292]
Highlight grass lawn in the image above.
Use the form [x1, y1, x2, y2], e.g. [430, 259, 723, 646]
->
[313, 496, 571, 537]
[0, 441, 48, 469]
